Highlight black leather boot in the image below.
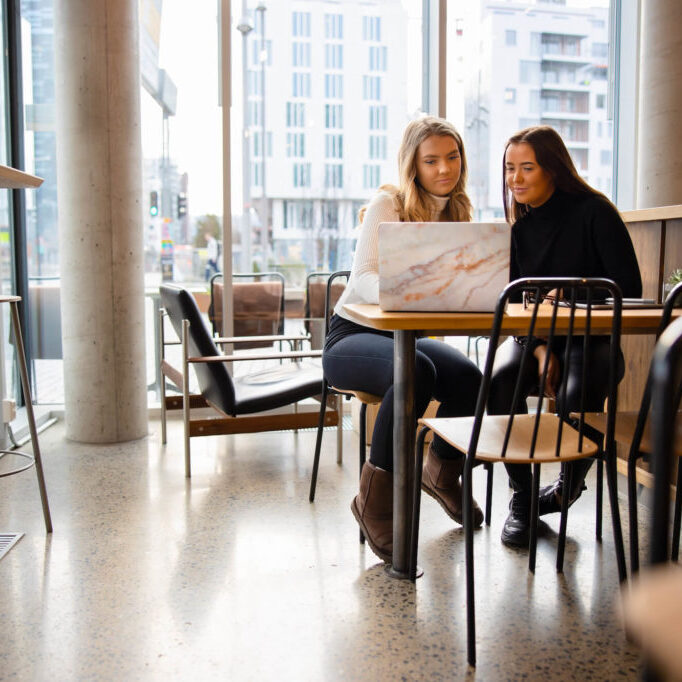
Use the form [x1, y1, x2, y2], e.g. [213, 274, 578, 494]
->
[538, 458, 592, 516]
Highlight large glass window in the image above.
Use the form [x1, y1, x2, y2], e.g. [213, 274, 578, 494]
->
[448, 0, 614, 220]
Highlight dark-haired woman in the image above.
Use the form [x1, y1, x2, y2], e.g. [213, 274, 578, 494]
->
[488, 125, 642, 547]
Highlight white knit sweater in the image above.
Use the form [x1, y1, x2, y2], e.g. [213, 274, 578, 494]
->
[334, 190, 450, 320]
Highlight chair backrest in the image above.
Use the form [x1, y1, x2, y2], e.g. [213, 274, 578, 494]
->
[323, 270, 350, 336]
[160, 284, 236, 416]
[208, 272, 286, 348]
[474, 277, 623, 462]
[625, 282, 682, 464]
[650, 314, 682, 564]
[304, 271, 348, 348]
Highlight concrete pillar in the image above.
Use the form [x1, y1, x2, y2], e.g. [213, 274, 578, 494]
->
[637, 0, 682, 208]
[54, 0, 147, 442]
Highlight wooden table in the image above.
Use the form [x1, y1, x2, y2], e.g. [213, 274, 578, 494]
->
[343, 302, 678, 579]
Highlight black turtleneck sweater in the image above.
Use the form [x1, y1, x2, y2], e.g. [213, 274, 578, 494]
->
[510, 189, 642, 300]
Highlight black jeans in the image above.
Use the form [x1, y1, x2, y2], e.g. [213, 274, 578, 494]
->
[487, 337, 623, 495]
[322, 326, 482, 472]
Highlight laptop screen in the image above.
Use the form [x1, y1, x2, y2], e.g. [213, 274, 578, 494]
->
[378, 221, 511, 312]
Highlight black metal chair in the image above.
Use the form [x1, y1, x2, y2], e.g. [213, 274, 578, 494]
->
[412, 277, 627, 666]
[308, 272, 382, 542]
[579, 281, 682, 573]
[159, 284, 339, 477]
[304, 271, 346, 350]
[650, 314, 682, 566]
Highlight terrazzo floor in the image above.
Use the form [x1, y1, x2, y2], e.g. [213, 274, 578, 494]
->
[1, 416, 648, 680]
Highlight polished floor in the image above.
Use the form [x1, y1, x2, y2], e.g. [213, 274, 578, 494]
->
[1, 415, 646, 680]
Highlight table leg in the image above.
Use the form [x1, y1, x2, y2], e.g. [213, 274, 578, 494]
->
[10, 302, 52, 533]
[387, 329, 416, 579]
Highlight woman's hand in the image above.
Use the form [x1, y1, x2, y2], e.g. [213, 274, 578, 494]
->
[533, 344, 560, 398]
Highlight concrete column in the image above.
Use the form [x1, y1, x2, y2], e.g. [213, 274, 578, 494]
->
[637, 0, 682, 208]
[54, 0, 147, 442]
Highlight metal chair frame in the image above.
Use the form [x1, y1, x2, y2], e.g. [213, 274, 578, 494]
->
[411, 277, 626, 666]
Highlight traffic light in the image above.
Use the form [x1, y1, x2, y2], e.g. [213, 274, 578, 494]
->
[149, 191, 159, 217]
[176, 192, 188, 218]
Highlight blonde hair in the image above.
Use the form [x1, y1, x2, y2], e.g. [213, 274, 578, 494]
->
[359, 115, 472, 223]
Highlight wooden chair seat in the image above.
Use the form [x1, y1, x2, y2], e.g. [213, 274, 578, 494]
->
[330, 387, 382, 405]
[421, 414, 599, 464]
[580, 410, 682, 457]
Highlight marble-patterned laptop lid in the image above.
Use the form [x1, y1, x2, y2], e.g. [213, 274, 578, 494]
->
[378, 221, 511, 312]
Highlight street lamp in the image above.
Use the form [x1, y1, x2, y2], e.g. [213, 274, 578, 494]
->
[236, 7, 253, 272]
[255, 2, 268, 268]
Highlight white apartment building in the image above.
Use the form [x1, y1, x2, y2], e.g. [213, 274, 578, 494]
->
[244, 0, 408, 272]
[461, 1, 612, 220]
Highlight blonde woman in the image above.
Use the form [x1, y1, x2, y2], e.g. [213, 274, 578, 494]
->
[322, 116, 483, 563]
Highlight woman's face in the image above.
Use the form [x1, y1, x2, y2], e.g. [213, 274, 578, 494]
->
[504, 142, 555, 208]
[414, 134, 461, 197]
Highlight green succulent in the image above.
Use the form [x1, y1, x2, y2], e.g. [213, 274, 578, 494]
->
[668, 268, 682, 286]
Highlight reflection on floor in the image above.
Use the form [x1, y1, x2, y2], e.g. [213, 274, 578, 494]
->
[1, 417, 644, 680]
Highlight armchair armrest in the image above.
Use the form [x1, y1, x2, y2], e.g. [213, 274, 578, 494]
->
[215, 333, 311, 345]
[188, 349, 323, 364]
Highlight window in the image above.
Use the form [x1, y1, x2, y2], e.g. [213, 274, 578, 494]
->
[369, 105, 387, 130]
[363, 164, 380, 189]
[592, 42, 608, 58]
[252, 131, 272, 158]
[369, 46, 387, 72]
[286, 132, 305, 158]
[293, 163, 311, 188]
[325, 13, 343, 40]
[325, 104, 343, 129]
[369, 135, 387, 160]
[248, 70, 263, 96]
[249, 101, 262, 126]
[325, 163, 343, 188]
[322, 201, 339, 229]
[520, 60, 540, 84]
[251, 39, 272, 66]
[325, 44, 343, 70]
[596, 93, 606, 109]
[504, 87, 516, 103]
[252, 161, 263, 187]
[363, 16, 381, 41]
[292, 11, 311, 37]
[600, 149, 612, 165]
[286, 102, 305, 128]
[325, 74, 343, 99]
[292, 72, 311, 98]
[528, 90, 541, 113]
[283, 200, 314, 228]
[292, 42, 311, 68]
[363, 76, 381, 100]
[505, 30, 516, 46]
[325, 134, 343, 159]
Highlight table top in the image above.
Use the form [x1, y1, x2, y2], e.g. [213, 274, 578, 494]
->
[0, 295, 21, 303]
[0, 164, 43, 189]
[343, 302, 677, 336]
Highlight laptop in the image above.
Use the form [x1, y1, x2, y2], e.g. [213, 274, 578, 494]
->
[378, 221, 511, 312]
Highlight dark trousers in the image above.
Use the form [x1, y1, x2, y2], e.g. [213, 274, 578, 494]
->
[322, 332, 482, 471]
[487, 337, 622, 495]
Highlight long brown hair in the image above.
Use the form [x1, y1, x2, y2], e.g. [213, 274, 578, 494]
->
[359, 116, 472, 223]
[502, 125, 611, 224]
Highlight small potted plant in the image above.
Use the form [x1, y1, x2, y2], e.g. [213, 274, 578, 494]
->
[664, 268, 682, 303]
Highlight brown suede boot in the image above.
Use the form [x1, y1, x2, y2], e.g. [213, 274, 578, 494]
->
[351, 462, 393, 563]
[421, 445, 484, 528]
